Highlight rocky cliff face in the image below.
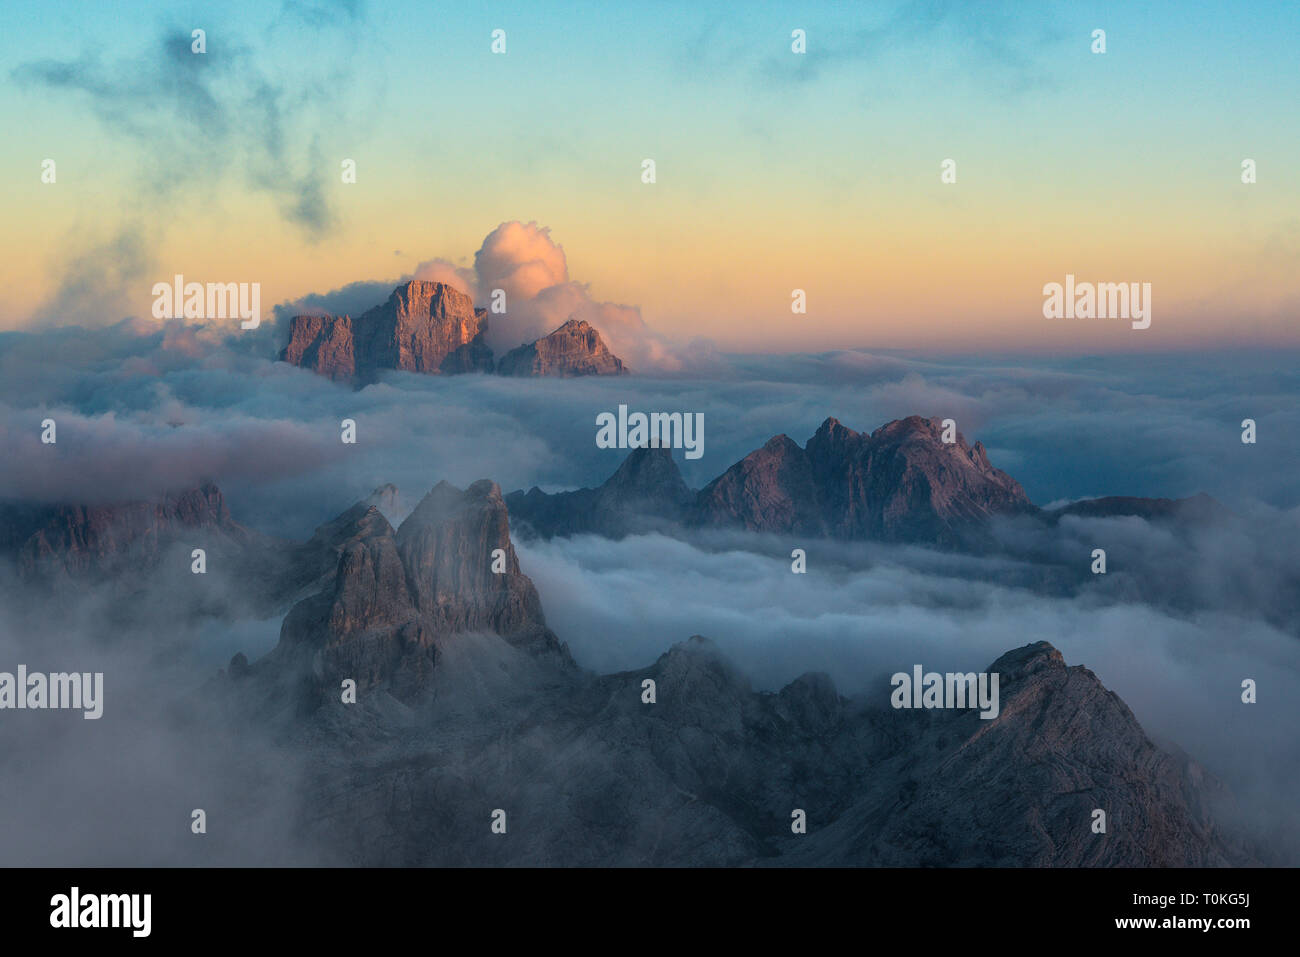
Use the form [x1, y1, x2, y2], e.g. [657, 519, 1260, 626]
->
[262, 479, 567, 707]
[496, 318, 628, 377]
[781, 642, 1237, 866]
[690, 433, 822, 535]
[279, 484, 401, 599]
[280, 314, 358, 381]
[281, 281, 493, 383]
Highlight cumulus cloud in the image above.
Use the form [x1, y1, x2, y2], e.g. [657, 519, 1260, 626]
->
[410, 258, 477, 298]
[475, 221, 569, 303]
[468, 221, 690, 370]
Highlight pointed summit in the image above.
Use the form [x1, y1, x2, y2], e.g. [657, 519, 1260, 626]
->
[270, 478, 565, 706]
[496, 318, 628, 377]
[604, 445, 691, 501]
[506, 445, 693, 539]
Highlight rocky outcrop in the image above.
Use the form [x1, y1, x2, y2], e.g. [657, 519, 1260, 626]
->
[281, 281, 493, 383]
[280, 313, 357, 381]
[507, 446, 694, 538]
[279, 485, 402, 599]
[359, 282, 494, 377]
[496, 318, 628, 377]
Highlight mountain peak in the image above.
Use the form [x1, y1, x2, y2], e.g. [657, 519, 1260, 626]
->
[281, 280, 492, 383]
[386, 279, 475, 316]
[606, 445, 689, 497]
[496, 317, 628, 377]
[761, 433, 800, 453]
[505, 442, 694, 539]
[364, 483, 399, 512]
[814, 415, 854, 437]
[272, 476, 563, 705]
[989, 640, 1066, 677]
[399, 479, 505, 536]
[870, 414, 945, 442]
[696, 414, 1033, 545]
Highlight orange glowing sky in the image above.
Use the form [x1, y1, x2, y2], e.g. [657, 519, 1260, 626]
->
[2, 0, 1297, 352]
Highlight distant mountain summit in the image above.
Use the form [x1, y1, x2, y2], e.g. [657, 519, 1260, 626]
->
[497, 318, 628, 377]
[694, 415, 1034, 545]
[507, 445, 692, 538]
[510, 415, 1036, 547]
[280, 281, 627, 383]
[281, 281, 493, 383]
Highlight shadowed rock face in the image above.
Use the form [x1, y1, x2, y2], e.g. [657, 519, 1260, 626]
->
[507, 446, 694, 538]
[281, 281, 493, 383]
[279, 313, 357, 381]
[224, 623, 1250, 866]
[496, 318, 628, 377]
[695, 416, 1035, 544]
[0, 483, 252, 578]
[265, 479, 567, 706]
[781, 642, 1239, 867]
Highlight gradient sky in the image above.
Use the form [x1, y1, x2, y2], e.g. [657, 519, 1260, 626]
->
[2, 0, 1297, 352]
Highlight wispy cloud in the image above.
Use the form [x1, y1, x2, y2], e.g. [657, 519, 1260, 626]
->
[12, 1, 376, 326]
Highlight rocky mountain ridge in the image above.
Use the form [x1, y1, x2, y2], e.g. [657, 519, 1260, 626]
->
[0, 454, 1259, 865]
[509, 414, 1218, 548]
[0, 482, 254, 579]
[211, 476, 1251, 866]
[280, 281, 627, 383]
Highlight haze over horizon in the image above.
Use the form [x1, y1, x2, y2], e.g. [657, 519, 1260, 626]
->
[2, 0, 1297, 352]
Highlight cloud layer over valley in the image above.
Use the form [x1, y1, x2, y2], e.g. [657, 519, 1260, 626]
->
[0, 318, 1296, 863]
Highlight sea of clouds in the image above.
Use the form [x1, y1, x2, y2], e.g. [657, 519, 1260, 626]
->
[0, 310, 1297, 863]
